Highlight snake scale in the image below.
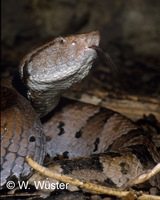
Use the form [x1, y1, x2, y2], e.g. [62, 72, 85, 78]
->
[1, 31, 160, 197]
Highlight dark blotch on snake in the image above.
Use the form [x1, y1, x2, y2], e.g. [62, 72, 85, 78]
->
[75, 130, 83, 138]
[63, 151, 69, 159]
[129, 145, 157, 167]
[61, 155, 103, 174]
[29, 136, 36, 142]
[57, 121, 65, 136]
[93, 137, 100, 152]
[104, 178, 117, 187]
[120, 162, 129, 174]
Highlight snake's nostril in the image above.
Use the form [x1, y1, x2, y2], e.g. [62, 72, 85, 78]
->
[29, 136, 36, 142]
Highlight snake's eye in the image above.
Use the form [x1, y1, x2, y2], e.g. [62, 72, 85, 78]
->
[59, 37, 65, 44]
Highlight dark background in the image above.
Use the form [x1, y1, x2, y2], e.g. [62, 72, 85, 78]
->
[1, 0, 160, 97]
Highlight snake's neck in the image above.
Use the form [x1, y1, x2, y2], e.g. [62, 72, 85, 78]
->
[26, 75, 80, 118]
[27, 86, 60, 118]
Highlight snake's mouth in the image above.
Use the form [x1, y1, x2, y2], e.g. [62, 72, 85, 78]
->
[84, 31, 100, 49]
[89, 45, 117, 72]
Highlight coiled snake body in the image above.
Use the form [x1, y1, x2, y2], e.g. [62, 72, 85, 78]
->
[1, 31, 160, 196]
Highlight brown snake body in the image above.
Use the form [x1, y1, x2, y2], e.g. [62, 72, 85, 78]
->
[1, 31, 160, 196]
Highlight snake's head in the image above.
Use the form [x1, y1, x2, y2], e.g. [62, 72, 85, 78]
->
[20, 31, 100, 87]
[19, 31, 100, 117]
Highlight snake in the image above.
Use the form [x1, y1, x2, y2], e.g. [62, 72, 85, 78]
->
[1, 31, 160, 197]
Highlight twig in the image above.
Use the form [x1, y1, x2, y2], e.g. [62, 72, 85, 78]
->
[26, 156, 134, 199]
[133, 163, 160, 185]
[26, 157, 160, 200]
[138, 194, 160, 200]
[121, 163, 160, 190]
